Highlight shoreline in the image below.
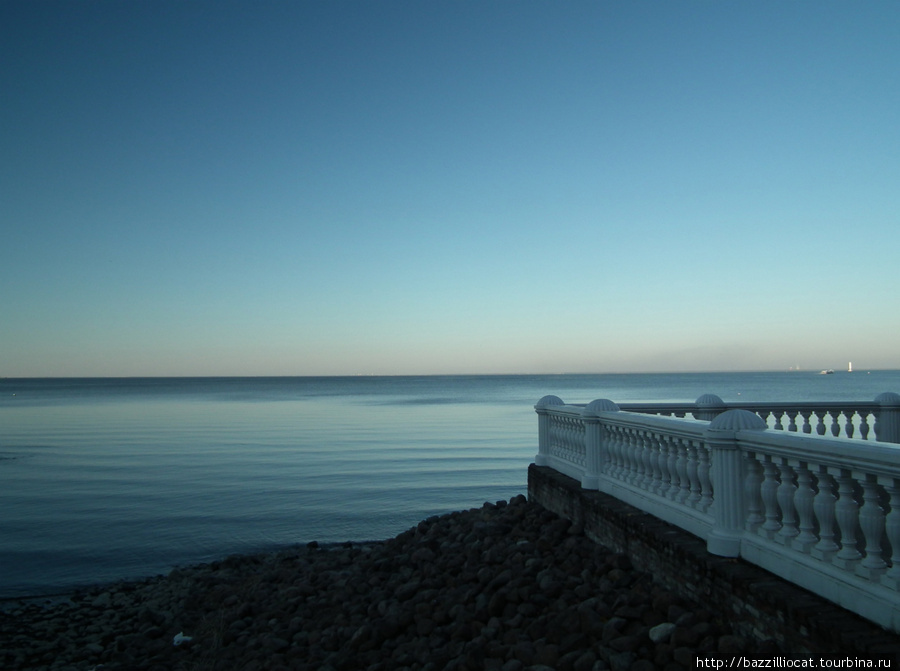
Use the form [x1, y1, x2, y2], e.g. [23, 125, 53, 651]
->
[0, 495, 822, 670]
[0, 540, 388, 612]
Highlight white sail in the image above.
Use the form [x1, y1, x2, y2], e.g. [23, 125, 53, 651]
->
[848, 361, 853, 372]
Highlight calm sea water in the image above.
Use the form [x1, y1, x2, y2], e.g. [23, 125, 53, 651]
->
[1, 371, 898, 598]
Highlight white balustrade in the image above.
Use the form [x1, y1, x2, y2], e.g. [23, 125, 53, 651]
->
[535, 391, 900, 632]
[616, 392, 900, 444]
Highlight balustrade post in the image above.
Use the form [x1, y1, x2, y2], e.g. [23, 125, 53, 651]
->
[874, 392, 900, 444]
[705, 410, 768, 557]
[581, 399, 619, 490]
[534, 395, 564, 467]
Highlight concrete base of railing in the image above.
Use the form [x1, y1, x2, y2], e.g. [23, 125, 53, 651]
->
[528, 463, 900, 658]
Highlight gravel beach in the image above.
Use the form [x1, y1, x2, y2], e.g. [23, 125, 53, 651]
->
[3, 495, 782, 670]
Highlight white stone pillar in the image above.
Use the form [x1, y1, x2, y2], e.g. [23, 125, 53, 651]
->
[581, 399, 620, 490]
[875, 392, 900, 444]
[534, 395, 564, 466]
[705, 409, 768, 557]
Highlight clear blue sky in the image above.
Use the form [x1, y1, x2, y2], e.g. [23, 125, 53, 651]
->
[2, 1, 898, 377]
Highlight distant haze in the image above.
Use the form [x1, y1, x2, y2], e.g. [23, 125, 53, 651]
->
[2, 1, 898, 377]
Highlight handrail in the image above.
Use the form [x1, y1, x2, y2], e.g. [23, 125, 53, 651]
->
[567, 393, 900, 443]
[534, 392, 900, 632]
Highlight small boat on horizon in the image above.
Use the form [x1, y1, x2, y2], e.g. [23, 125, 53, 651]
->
[820, 369, 834, 375]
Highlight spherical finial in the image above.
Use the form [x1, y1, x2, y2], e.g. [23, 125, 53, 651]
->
[875, 392, 900, 407]
[696, 393, 726, 408]
[535, 395, 565, 409]
[582, 398, 620, 417]
[709, 409, 768, 431]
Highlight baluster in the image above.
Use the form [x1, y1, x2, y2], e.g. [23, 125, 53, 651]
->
[549, 418, 560, 458]
[622, 428, 636, 483]
[625, 429, 640, 486]
[844, 411, 855, 439]
[813, 468, 840, 560]
[618, 426, 632, 480]
[814, 410, 828, 436]
[560, 417, 571, 457]
[831, 412, 841, 438]
[858, 474, 887, 579]
[760, 456, 782, 536]
[603, 425, 617, 477]
[697, 442, 713, 513]
[610, 425, 625, 479]
[641, 431, 653, 487]
[638, 432, 650, 489]
[859, 413, 871, 441]
[643, 432, 657, 490]
[776, 460, 799, 543]
[571, 418, 581, 462]
[757, 410, 772, 429]
[786, 410, 799, 433]
[578, 421, 587, 466]
[883, 479, 900, 588]
[569, 417, 578, 461]
[686, 441, 701, 507]
[675, 440, 690, 504]
[800, 410, 813, 435]
[612, 426, 627, 481]
[557, 418, 566, 461]
[581, 424, 588, 463]
[664, 436, 680, 500]
[610, 426, 625, 481]
[772, 410, 785, 431]
[833, 469, 862, 569]
[794, 462, 818, 552]
[744, 453, 764, 532]
[634, 431, 649, 488]
[651, 433, 666, 496]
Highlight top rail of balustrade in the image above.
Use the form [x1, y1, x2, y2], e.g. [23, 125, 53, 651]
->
[560, 393, 900, 444]
[616, 400, 876, 417]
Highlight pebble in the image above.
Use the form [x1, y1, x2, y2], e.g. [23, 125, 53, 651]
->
[0, 494, 768, 670]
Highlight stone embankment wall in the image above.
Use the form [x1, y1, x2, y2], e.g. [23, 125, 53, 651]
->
[528, 464, 900, 660]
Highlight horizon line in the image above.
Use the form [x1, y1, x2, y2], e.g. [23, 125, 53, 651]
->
[2, 369, 895, 381]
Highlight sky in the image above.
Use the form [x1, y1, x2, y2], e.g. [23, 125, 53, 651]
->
[2, 0, 898, 377]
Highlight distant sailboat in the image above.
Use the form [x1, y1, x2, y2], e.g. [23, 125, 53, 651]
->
[848, 361, 853, 373]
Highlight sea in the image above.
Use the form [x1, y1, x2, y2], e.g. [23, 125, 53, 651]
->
[2, 370, 898, 599]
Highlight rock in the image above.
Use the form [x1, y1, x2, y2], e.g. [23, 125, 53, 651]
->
[608, 650, 636, 671]
[609, 634, 641, 652]
[601, 616, 627, 642]
[649, 622, 676, 643]
[718, 634, 746, 655]
[670, 624, 700, 647]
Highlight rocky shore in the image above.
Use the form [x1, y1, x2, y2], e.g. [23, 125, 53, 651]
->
[2, 495, 778, 671]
